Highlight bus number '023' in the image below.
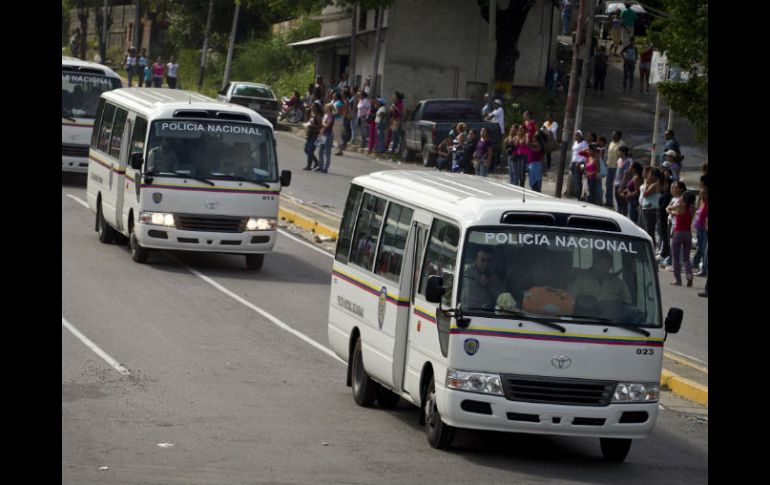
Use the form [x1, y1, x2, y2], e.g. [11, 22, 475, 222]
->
[636, 348, 654, 355]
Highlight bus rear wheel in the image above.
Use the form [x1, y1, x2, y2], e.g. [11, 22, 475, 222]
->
[424, 376, 455, 449]
[351, 338, 379, 407]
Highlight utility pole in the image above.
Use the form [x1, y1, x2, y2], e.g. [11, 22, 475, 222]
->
[651, 62, 669, 167]
[222, 1, 241, 91]
[555, 0, 587, 199]
[487, 0, 497, 114]
[133, 0, 141, 51]
[371, 7, 385, 97]
[574, 0, 595, 135]
[100, 0, 108, 64]
[349, 3, 358, 87]
[199, 0, 214, 89]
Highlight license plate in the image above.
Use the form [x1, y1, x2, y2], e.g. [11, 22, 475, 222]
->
[249, 103, 260, 110]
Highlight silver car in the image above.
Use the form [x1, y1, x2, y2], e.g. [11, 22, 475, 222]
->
[217, 82, 279, 126]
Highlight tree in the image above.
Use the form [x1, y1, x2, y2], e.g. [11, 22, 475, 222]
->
[647, 0, 708, 142]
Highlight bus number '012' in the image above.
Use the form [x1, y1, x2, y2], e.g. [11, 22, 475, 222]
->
[636, 348, 654, 355]
[262, 195, 275, 200]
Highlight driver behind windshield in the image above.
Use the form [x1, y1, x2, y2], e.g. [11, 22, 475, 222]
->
[222, 142, 255, 175]
[460, 246, 505, 310]
[568, 250, 631, 305]
[147, 137, 179, 173]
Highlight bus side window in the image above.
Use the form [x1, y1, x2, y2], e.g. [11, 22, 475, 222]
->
[336, 185, 364, 264]
[418, 220, 460, 307]
[375, 203, 414, 282]
[109, 108, 128, 160]
[130, 117, 147, 155]
[349, 193, 387, 273]
[91, 98, 107, 149]
[96, 103, 116, 153]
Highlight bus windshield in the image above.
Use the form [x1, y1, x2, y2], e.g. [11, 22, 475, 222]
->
[62, 73, 121, 118]
[145, 119, 278, 182]
[457, 228, 661, 327]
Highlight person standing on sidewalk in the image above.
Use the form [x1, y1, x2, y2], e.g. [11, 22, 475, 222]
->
[375, 98, 388, 154]
[513, 125, 532, 187]
[137, 49, 149, 87]
[318, 104, 335, 173]
[389, 91, 405, 155]
[657, 169, 673, 263]
[621, 38, 638, 93]
[614, 145, 632, 215]
[124, 47, 138, 87]
[639, 43, 653, 93]
[609, 10, 623, 56]
[605, 131, 626, 208]
[165, 56, 179, 89]
[561, 0, 573, 36]
[367, 99, 379, 155]
[541, 114, 559, 171]
[151, 57, 165, 87]
[641, 168, 662, 245]
[473, 127, 494, 177]
[332, 92, 345, 156]
[357, 92, 371, 149]
[692, 186, 708, 277]
[302, 103, 322, 171]
[570, 131, 589, 199]
[620, 2, 636, 47]
[622, 161, 643, 224]
[667, 182, 695, 286]
[593, 46, 609, 97]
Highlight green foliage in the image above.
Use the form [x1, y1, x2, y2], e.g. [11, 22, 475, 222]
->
[647, 0, 708, 141]
[505, 89, 565, 134]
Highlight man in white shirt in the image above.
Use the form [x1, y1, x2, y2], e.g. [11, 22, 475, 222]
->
[605, 130, 627, 208]
[570, 130, 589, 200]
[166, 56, 179, 89]
[486, 99, 505, 135]
[357, 92, 371, 148]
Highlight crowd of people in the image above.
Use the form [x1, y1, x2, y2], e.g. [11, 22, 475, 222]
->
[123, 47, 179, 89]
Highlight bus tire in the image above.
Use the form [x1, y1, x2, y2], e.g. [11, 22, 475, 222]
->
[246, 254, 265, 271]
[424, 376, 455, 449]
[129, 225, 150, 263]
[376, 387, 400, 409]
[351, 337, 379, 407]
[600, 438, 632, 462]
[97, 203, 116, 244]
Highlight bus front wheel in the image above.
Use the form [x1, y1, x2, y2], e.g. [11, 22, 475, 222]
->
[129, 226, 150, 263]
[424, 376, 455, 449]
[246, 254, 265, 271]
[600, 438, 632, 462]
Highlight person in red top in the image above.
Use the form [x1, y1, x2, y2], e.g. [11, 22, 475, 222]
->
[639, 44, 654, 93]
[582, 144, 601, 204]
[666, 181, 695, 286]
[523, 110, 537, 138]
[151, 57, 165, 88]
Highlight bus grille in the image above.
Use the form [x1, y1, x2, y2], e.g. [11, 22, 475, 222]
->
[174, 215, 246, 233]
[500, 375, 616, 407]
[62, 144, 90, 157]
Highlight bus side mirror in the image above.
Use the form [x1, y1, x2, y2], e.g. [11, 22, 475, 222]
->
[280, 170, 292, 187]
[425, 276, 445, 303]
[130, 152, 143, 170]
[665, 307, 683, 334]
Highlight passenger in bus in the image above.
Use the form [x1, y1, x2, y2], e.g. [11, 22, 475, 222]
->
[460, 247, 505, 310]
[147, 137, 179, 173]
[568, 251, 631, 307]
[223, 142, 255, 175]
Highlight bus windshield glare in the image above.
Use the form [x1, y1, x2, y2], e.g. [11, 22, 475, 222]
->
[145, 119, 278, 182]
[62, 73, 121, 118]
[458, 228, 661, 327]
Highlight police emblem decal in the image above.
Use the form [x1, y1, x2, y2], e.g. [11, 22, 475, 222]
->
[464, 338, 479, 356]
[152, 193, 162, 204]
[377, 287, 387, 329]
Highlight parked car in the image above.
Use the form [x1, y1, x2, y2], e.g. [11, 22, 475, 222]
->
[400, 98, 502, 166]
[217, 82, 279, 126]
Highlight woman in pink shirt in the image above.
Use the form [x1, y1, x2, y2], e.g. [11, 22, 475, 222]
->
[583, 145, 601, 204]
[666, 181, 695, 286]
[151, 57, 165, 88]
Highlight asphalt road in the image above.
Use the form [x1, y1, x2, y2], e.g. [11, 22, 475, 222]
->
[62, 170, 707, 484]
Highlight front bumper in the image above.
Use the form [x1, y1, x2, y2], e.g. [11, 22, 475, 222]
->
[62, 155, 90, 173]
[135, 224, 276, 254]
[437, 384, 658, 439]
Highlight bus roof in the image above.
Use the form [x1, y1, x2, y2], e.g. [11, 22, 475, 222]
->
[99, 88, 272, 127]
[353, 171, 649, 238]
[61, 57, 121, 79]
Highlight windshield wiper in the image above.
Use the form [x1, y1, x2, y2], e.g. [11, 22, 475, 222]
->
[148, 170, 215, 186]
[62, 114, 77, 122]
[209, 174, 270, 188]
[559, 315, 651, 337]
[463, 307, 567, 333]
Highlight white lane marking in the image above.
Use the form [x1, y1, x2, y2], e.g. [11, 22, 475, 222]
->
[173, 256, 345, 366]
[62, 317, 131, 375]
[278, 229, 334, 259]
[66, 193, 89, 209]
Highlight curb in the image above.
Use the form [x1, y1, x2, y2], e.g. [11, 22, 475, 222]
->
[660, 369, 708, 408]
[277, 195, 708, 409]
[278, 206, 339, 241]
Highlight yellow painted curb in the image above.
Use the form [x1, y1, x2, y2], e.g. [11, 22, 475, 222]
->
[278, 207, 339, 241]
[660, 369, 708, 408]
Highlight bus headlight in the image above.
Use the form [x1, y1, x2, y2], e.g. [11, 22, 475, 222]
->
[446, 369, 504, 396]
[246, 217, 277, 231]
[139, 211, 175, 227]
[612, 382, 659, 403]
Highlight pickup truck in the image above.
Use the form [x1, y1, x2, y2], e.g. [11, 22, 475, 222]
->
[400, 98, 503, 166]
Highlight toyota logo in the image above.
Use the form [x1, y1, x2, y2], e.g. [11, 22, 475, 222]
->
[204, 201, 219, 210]
[551, 355, 572, 369]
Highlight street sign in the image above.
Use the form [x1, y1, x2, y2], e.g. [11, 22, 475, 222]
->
[650, 51, 667, 85]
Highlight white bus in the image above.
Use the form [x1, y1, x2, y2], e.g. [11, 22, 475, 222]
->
[62, 56, 122, 172]
[86, 88, 291, 270]
[327, 171, 683, 462]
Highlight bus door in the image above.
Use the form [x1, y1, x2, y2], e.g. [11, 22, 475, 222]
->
[110, 110, 130, 232]
[403, 218, 461, 400]
[122, 115, 147, 230]
[392, 215, 430, 394]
